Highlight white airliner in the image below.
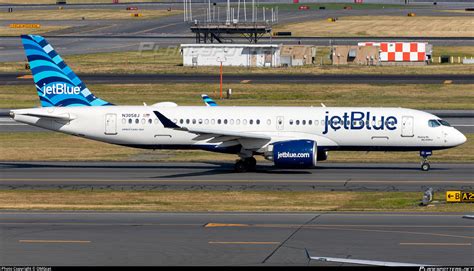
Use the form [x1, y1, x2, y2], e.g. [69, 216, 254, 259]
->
[10, 35, 467, 172]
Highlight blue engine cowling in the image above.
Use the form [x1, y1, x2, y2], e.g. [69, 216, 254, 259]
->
[271, 140, 317, 168]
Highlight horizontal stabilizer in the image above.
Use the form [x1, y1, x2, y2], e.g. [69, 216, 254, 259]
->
[22, 112, 74, 121]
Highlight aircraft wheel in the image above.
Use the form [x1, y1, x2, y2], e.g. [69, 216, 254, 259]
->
[421, 162, 430, 171]
[234, 159, 248, 173]
[246, 157, 257, 171]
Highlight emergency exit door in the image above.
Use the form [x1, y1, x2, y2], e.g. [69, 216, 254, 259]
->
[105, 113, 117, 135]
[401, 116, 414, 137]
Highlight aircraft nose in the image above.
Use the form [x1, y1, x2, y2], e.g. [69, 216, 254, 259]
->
[453, 130, 467, 146]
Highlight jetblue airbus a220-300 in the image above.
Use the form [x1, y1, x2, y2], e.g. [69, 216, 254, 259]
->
[11, 35, 466, 172]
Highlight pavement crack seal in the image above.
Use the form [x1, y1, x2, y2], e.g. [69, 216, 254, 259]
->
[261, 213, 323, 264]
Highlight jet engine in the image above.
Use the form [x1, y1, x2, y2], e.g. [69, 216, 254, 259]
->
[265, 140, 317, 168]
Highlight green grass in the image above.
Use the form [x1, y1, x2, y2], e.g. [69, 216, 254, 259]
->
[0, 132, 472, 163]
[1, 83, 473, 109]
[2, 47, 474, 74]
[0, 8, 181, 21]
[0, 190, 470, 212]
[259, 3, 407, 11]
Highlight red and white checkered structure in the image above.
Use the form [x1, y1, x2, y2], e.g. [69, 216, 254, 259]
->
[358, 42, 427, 62]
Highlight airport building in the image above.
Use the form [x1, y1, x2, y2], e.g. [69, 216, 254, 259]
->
[181, 44, 315, 67]
[332, 42, 432, 66]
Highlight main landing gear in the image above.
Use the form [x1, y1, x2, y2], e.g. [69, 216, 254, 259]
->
[234, 157, 257, 173]
[420, 150, 432, 171]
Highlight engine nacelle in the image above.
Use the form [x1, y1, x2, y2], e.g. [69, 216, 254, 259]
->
[266, 140, 317, 168]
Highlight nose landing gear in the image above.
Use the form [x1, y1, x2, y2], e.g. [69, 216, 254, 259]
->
[420, 150, 432, 171]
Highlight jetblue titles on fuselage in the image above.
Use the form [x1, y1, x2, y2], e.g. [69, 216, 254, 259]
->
[323, 111, 398, 134]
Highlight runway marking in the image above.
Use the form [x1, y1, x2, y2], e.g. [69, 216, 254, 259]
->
[240, 80, 251, 84]
[204, 224, 474, 239]
[16, 75, 33, 79]
[19, 239, 91, 244]
[205, 223, 249, 228]
[133, 22, 183, 34]
[1, 222, 203, 227]
[400, 242, 472, 246]
[73, 24, 117, 35]
[260, 224, 474, 229]
[1, 178, 473, 184]
[205, 223, 474, 229]
[209, 241, 279, 245]
[304, 226, 474, 240]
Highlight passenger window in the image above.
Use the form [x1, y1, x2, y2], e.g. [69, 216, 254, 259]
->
[154, 119, 159, 124]
[211, 119, 215, 125]
[128, 118, 132, 124]
[122, 118, 126, 124]
[224, 119, 228, 124]
[267, 119, 271, 125]
[250, 119, 254, 125]
[186, 119, 190, 124]
[302, 120, 306, 125]
[205, 119, 209, 125]
[236, 119, 241, 125]
[198, 119, 203, 124]
[296, 120, 300, 125]
[141, 118, 145, 124]
[148, 119, 152, 124]
[256, 119, 260, 125]
[314, 120, 319, 125]
[230, 119, 234, 125]
[173, 119, 177, 123]
[218, 119, 221, 124]
[243, 119, 247, 125]
[180, 119, 184, 124]
[135, 119, 139, 124]
[192, 119, 196, 124]
[308, 120, 312, 125]
[289, 119, 293, 125]
[428, 120, 441, 127]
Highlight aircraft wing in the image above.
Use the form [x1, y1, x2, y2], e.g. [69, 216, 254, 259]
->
[153, 110, 271, 144]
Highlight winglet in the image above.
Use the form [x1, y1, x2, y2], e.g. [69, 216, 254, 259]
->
[153, 111, 180, 129]
[201, 94, 217, 107]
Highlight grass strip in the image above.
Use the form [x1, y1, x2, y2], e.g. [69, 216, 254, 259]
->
[2, 83, 473, 109]
[0, 190, 471, 212]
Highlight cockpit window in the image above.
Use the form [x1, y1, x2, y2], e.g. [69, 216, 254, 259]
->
[438, 119, 451, 127]
[428, 120, 441, 127]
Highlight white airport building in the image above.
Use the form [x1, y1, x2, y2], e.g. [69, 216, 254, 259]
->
[181, 44, 281, 67]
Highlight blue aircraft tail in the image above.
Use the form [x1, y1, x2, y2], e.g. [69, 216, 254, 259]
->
[21, 35, 112, 107]
[201, 94, 217, 106]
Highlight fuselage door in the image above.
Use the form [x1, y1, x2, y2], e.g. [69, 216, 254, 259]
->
[276, 116, 284, 130]
[401, 116, 414, 137]
[105, 113, 117, 135]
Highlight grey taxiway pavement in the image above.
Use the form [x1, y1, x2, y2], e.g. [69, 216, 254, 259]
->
[3, 73, 474, 85]
[1, 162, 472, 192]
[0, 211, 473, 266]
